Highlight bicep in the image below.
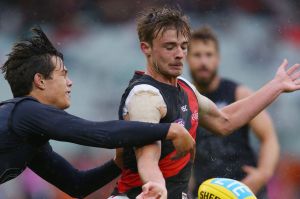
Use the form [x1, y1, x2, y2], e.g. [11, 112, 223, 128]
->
[125, 88, 165, 163]
[197, 91, 229, 134]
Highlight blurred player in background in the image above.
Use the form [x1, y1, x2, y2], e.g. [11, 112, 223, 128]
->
[187, 27, 280, 199]
[111, 7, 299, 199]
[0, 26, 196, 199]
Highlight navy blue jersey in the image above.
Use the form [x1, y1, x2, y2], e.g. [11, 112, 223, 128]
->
[0, 97, 170, 198]
[193, 79, 257, 195]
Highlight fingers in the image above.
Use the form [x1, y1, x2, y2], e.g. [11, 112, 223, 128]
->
[136, 193, 143, 199]
[295, 79, 300, 85]
[190, 142, 196, 163]
[291, 71, 300, 81]
[171, 144, 195, 161]
[139, 182, 165, 199]
[287, 63, 300, 76]
[280, 58, 289, 70]
[142, 184, 150, 195]
[170, 151, 185, 160]
[171, 130, 195, 160]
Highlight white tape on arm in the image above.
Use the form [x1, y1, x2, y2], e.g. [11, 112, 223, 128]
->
[123, 84, 167, 123]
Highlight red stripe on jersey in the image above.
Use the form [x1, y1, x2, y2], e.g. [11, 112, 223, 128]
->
[117, 79, 199, 193]
[177, 79, 199, 139]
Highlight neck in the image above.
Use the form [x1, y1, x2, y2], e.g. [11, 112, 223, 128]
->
[194, 76, 220, 94]
[28, 90, 48, 105]
[146, 62, 178, 87]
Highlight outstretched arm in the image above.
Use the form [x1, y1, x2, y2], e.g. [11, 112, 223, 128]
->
[28, 143, 121, 198]
[12, 98, 191, 150]
[197, 59, 300, 135]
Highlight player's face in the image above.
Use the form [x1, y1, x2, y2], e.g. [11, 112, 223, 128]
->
[150, 29, 188, 77]
[43, 56, 73, 109]
[187, 40, 219, 86]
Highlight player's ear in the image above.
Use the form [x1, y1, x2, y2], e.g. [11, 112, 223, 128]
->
[33, 73, 46, 90]
[140, 42, 152, 57]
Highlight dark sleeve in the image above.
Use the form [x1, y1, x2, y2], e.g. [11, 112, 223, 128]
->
[28, 143, 121, 198]
[12, 100, 170, 148]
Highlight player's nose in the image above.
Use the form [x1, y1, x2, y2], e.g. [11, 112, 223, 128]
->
[67, 77, 73, 87]
[175, 47, 185, 59]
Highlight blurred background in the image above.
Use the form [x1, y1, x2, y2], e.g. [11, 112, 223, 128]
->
[0, 0, 300, 198]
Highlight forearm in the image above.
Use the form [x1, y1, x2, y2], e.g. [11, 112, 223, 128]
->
[14, 101, 170, 149]
[220, 79, 283, 134]
[257, 136, 280, 180]
[135, 142, 165, 186]
[29, 145, 122, 198]
[57, 120, 170, 149]
[138, 163, 165, 186]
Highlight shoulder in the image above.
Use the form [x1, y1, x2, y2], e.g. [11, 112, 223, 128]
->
[220, 78, 240, 89]
[16, 98, 55, 112]
[125, 84, 163, 103]
[14, 98, 64, 124]
[124, 84, 166, 112]
[123, 84, 167, 121]
[178, 76, 198, 93]
[129, 84, 161, 95]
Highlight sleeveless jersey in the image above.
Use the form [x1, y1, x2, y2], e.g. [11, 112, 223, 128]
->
[115, 71, 199, 199]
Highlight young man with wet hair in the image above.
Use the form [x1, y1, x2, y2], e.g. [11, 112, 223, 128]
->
[0, 27, 196, 198]
[111, 7, 300, 199]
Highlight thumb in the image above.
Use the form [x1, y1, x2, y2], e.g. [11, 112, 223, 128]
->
[142, 182, 151, 195]
[136, 193, 144, 199]
[280, 58, 288, 70]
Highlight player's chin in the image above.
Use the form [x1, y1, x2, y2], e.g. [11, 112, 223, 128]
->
[60, 99, 71, 109]
[168, 68, 183, 77]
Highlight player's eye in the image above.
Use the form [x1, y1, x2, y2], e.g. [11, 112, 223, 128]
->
[181, 45, 187, 51]
[165, 46, 174, 50]
[193, 52, 201, 58]
[206, 52, 213, 57]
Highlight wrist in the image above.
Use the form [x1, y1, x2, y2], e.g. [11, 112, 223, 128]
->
[257, 169, 273, 182]
[144, 179, 166, 187]
[271, 77, 285, 93]
[166, 123, 180, 140]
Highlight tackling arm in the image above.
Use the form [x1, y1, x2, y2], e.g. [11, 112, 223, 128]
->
[28, 143, 121, 198]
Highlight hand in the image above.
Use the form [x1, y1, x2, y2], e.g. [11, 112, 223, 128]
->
[166, 123, 196, 161]
[136, 181, 167, 199]
[274, 59, 300, 93]
[241, 165, 269, 194]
